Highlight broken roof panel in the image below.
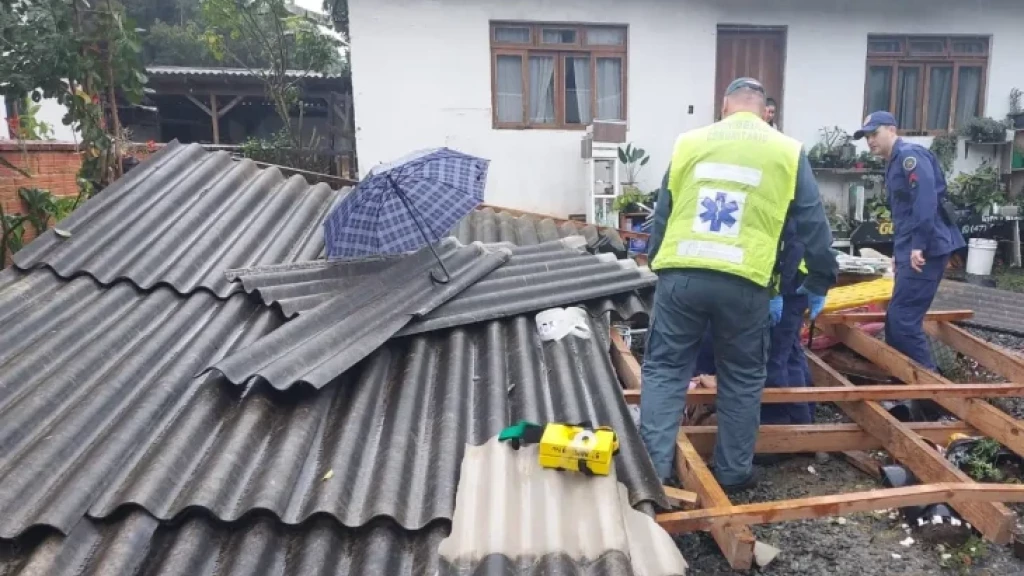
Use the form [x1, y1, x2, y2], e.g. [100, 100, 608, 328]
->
[12, 141, 341, 298]
[453, 206, 625, 252]
[88, 312, 667, 528]
[0, 269, 281, 539]
[207, 239, 512, 390]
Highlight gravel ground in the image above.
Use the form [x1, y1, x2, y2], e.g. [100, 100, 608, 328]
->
[671, 326, 1024, 575]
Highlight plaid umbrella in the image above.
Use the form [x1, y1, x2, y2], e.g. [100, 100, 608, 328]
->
[323, 148, 489, 283]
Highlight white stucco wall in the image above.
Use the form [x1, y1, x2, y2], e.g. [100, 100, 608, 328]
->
[0, 95, 80, 143]
[348, 0, 1024, 217]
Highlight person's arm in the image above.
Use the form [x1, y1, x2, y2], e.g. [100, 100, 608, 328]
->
[647, 166, 672, 263]
[790, 150, 838, 295]
[906, 154, 938, 254]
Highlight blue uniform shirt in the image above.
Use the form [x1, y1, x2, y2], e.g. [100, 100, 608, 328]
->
[885, 139, 966, 275]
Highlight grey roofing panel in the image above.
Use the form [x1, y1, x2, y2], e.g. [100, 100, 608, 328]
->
[12, 141, 341, 298]
[0, 270, 281, 539]
[453, 207, 625, 252]
[147, 65, 341, 79]
[88, 312, 668, 528]
[932, 281, 1024, 336]
[207, 239, 512, 390]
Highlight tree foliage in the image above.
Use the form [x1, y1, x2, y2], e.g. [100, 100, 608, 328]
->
[322, 0, 348, 41]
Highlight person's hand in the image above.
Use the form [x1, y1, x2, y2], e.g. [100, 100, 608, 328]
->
[769, 295, 783, 327]
[796, 284, 827, 320]
[910, 249, 925, 272]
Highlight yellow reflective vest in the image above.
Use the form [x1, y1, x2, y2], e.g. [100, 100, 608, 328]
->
[652, 112, 803, 287]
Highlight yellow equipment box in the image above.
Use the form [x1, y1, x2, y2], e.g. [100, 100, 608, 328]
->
[537, 423, 619, 476]
[821, 277, 895, 314]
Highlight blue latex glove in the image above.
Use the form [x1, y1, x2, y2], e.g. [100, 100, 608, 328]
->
[797, 285, 827, 320]
[769, 295, 783, 327]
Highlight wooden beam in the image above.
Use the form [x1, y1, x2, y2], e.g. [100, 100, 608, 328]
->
[210, 94, 219, 145]
[842, 450, 883, 480]
[925, 321, 1024, 383]
[609, 328, 642, 390]
[184, 93, 212, 116]
[823, 323, 1024, 461]
[624, 383, 1024, 406]
[817, 310, 974, 325]
[676, 433, 755, 570]
[663, 486, 699, 507]
[657, 483, 1024, 534]
[682, 422, 975, 455]
[806, 351, 1016, 544]
[217, 95, 245, 118]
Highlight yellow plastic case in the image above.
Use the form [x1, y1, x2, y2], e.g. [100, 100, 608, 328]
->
[821, 278, 895, 314]
[537, 423, 619, 476]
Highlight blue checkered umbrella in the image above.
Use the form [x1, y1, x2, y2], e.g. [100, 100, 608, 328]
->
[323, 148, 489, 283]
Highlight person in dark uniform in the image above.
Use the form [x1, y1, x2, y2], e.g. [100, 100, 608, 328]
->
[765, 98, 778, 129]
[854, 111, 966, 371]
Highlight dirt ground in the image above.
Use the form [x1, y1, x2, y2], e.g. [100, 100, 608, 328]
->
[670, 327, 1024, 575]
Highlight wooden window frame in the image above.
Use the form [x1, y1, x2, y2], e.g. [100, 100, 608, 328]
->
[490, 22, 628, 130]
[863, 35, 989, 136]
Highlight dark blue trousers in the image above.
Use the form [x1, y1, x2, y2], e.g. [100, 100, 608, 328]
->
[761, 294, 813, 425]
[886, 255, 948, 371]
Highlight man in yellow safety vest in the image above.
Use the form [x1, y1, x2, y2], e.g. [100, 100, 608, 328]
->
[641, 78, 838, 491]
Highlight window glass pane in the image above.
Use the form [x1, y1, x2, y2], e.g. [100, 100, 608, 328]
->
[564, 56, 592, 125]
[927, 67, 953, 130]
[586, 27, 625, 46]
[596, 57, 623, 120]
[896, 67, 921, 130]
[542, 29, 576, 44]
[495, 55, 523, 123]
[528, 56, 556, 123]
[951, 39, 986, 54]
[494, 26, 530, 44]
[955, 66, 983, 129]
[868, 38, 901, 54]
[909, 39, 945, 56]
[867, 66, 892, 113]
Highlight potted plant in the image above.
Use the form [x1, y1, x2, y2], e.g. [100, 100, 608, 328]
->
[929, 132, 958, 174]
[855, 150, 886, 171]
[618, 143, 650, 195]
[1008, 88, 1024, 130]
[957, 117, 1009, 144]
[612, 188, 653, 214]
[948, 162, 1006, 215]
[808, 126, 856, 169]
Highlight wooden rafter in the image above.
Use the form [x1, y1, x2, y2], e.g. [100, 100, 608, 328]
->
[816, 310, 974, 325]
[806, 351, 1016, 544]
[609, 328, 641, 390]
[822, 323, 1024, 460]
[623, 383, 1024, 406]
[682, 421, 975, 455]
[657, 483, 1024, 534]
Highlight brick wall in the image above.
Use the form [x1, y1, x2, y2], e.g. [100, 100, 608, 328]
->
[0, 141, 82, 265]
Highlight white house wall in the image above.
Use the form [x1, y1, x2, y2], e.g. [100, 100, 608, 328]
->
[348, 0, 1024, 217]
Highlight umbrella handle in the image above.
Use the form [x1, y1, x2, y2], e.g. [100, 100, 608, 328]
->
[389, 175, 452, 284]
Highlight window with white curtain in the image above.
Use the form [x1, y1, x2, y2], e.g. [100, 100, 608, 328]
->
[491, 23, 626, 129]
[864, 35, 989, 134]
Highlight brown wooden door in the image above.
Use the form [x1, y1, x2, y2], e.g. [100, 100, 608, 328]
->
[715, 28, 786, 125]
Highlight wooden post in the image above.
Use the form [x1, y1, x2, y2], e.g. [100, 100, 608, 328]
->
[806, 351, 1016, 544]
[676, 433, 756, 570]
[210, 94, 219, 145]
[822, 323, 1024, 460]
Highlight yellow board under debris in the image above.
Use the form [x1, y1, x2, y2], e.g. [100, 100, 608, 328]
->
[821, 278, 895, 314]
[538, 423, 619, 476]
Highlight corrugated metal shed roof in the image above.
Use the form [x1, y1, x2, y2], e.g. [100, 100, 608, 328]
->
[12, 142, 341, 298]
[147, 65, 344, 80]
[207, 238, 512, 390]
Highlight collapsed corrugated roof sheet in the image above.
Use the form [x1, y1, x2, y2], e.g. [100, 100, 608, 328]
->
[12, 142, 341, 297]
[453, 206, 626, 253]
[439, 439, 687, 575]
[207, 239, 512, 390]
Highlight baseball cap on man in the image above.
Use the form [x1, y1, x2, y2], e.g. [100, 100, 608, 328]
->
[854, 111, 897, 140]
[725, 77, 766, 96]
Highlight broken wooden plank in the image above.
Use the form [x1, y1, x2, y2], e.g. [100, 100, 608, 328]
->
[817, 310, 973, 325]
[676, 433, 755, 570]
[682, 422, 974, 455]
[623, 383, 1024, 406]
[609, 328, 642, 390]
[663, 485, 699, 507]
[657, 483, 1024, 534]
[806, 351, 1016, 544]
[842, 450, 883, 480]
[822, 323, 1024, 461]
[924, 321, 1024, 383]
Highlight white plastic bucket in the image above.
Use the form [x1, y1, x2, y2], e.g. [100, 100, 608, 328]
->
[966, 238, 998, 276]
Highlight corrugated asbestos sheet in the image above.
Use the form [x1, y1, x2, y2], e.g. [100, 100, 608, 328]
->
[439, 439, 686, 576]
[207, 239, 512, 390]
[0, 268, 281, 539]
[453, 206, 625, 253]
[12, 141, 341, 297]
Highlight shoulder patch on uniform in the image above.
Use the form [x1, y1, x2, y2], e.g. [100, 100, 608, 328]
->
[903, 156, 918, 171]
